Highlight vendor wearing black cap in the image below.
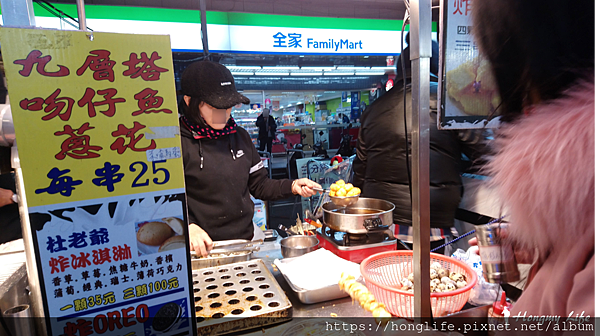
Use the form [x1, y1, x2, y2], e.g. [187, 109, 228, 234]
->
[179, 61, 321, 257]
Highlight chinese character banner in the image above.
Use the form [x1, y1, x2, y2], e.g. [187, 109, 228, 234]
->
[0, 28, 184, 207]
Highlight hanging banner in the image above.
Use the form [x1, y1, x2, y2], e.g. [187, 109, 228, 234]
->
[438, 0, 501, 129]
[0, 28, 194, 336]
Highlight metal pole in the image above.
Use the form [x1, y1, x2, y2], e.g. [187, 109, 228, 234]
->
[409, 0, 432, 322]
[199, 0, 210, 57]
[12, 145, 48, 336]
[76, 0, 87, 31]
[0, 2, 46, 334]
[0, 0, 36, 26]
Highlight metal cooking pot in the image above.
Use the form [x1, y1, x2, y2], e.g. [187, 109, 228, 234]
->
[322, 198, 394, 234]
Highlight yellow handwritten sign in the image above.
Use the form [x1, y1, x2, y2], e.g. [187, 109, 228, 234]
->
[0, 28, 184, 207]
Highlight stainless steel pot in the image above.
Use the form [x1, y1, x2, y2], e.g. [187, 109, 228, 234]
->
[322, 197, 395, 234]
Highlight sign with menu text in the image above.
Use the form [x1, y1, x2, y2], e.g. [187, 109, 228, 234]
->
[0, 28, 194, 336]
[438, 0, 501, 129]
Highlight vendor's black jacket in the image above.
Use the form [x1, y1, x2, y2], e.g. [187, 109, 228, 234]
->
[180, 119, 294, 241]
[352, 83, 489, 228]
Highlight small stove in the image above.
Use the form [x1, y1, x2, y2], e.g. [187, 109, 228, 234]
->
[317, 226, 397, 263]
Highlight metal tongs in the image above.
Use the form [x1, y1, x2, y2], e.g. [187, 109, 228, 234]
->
[210, 239, 263, 253]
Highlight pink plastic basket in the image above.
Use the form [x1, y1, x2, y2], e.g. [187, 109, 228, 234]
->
[360, 251, 477, 318]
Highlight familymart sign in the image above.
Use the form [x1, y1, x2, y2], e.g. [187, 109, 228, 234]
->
[2, 3, 437, 56]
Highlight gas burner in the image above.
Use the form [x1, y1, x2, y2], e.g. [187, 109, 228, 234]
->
[321, 227, 392, 247]
[317, 227, 397, 263]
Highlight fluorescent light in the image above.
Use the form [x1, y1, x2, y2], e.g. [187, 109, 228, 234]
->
[323, 91, 336, 93]
[302, 66, 335, 70]
[254, 72, 289, 76]
[297, 101, 303, 104]
[290, 72, 321, 76]
[287, 104, 292, 107]
[336, 66, 370, 70]
[231, 72, 252, 76]
[227, 65, 261, 69]
[263, 66, 299, 70]
[324, 72, 354, 76]
[356, 71, 385, 75]
[372, 66, 397, 71]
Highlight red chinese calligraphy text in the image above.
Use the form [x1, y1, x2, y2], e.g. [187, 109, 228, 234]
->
[13, 50, 70, 77]
[110, 122, 156, 154]
[132, 88, 173, 116]
[20, 89, 75, 121]
[76, 50, 116, 82]
[54, 122, 103, 160]
[77, 88, 126, 118]
[453, 0, 472, 15]
[122, 52, 168, 81]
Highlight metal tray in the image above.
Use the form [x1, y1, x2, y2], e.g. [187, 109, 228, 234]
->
[281, 273, 348, 305]
[192, 259, 292, 335]
[277, 257, 349, 304]
[191, 251, 252, 269]
[191, 239, 256, 269]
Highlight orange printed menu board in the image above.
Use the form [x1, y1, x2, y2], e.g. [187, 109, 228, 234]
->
[0, 28, 194, 336]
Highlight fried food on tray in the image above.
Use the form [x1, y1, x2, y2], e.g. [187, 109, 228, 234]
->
[446, 57, 500, 116]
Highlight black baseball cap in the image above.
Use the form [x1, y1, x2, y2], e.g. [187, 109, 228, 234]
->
[180, 61, 250, 109]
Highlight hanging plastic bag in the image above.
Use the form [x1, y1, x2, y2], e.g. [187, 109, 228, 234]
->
[452, 246, 503, 306]
[310, 155, 356, 217]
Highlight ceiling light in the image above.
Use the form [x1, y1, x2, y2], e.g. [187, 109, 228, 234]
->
[356, 71, 385, 75]
[364, 56, 369, 58]
[231, 72, 252, 76]
[287, 104, 292, 107]
[337, 66, 370, 70]
[324, 72, 354, 76]
[290, 72, 321, 76]
[323, 91, 336, 93]
[227, 65, 261, 69]
[281, 92, 296, 94]
[297, 101, 303, 104]
[302, 66, 335, 71]
[254, 72, 290, 76]
[263, 66, 300, 70]
[372, 66, 397, 71]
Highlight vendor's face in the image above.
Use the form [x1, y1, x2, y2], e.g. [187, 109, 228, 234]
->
[184, 96, 231, 129]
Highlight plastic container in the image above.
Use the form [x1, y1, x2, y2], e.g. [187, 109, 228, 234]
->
[360, 251, 477, 318]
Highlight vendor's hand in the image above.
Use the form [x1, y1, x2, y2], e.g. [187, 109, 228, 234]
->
[189, 224, 213, 257]
[292, 178, 322, 197]
[468, 233, 534, 264]
[0, 188, 15, 208]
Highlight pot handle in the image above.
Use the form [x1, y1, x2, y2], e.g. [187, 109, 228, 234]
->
[363, 217, 385, 230]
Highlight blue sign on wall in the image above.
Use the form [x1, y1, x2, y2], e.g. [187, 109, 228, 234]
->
[350, 91, 360, 120]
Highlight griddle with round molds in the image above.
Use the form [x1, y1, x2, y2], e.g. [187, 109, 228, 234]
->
[192, 259, 292, 335]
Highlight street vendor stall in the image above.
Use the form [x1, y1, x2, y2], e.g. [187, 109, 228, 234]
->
[0, 1, 525, 335]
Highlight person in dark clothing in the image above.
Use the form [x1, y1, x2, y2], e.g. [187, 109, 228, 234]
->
[338, 113, 350, 124]
[352, 41, 489, 254]
[179, 61, 321, 256]
[0, 173, 21, 244]
[255, 108, 276, 153]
